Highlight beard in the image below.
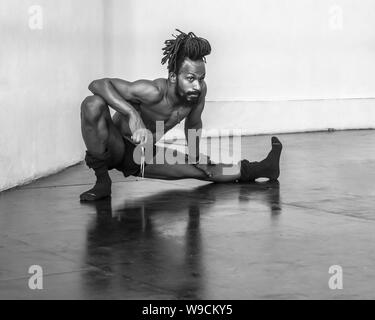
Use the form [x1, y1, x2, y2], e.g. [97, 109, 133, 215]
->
[175, 80, 200, 106]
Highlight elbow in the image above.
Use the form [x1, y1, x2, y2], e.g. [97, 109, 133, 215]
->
[88, 78, 110, 93]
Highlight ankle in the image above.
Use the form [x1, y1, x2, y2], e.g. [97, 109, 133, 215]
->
[95, 168, 111, 183]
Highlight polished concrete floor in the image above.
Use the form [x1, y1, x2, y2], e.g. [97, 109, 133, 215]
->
[1, 130, 375, 300]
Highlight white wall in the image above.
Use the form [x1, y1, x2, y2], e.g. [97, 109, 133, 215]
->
[1, 0, 375, 191]
[109, 0, 375, 139]
[0, 0, 107, 191]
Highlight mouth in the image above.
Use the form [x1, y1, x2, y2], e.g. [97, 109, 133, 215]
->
[188, 93, 200, 98]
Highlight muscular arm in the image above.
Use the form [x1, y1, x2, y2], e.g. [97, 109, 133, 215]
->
[88, 78, 163, 142]
[184, 84, 207, 162]
[89, 78, 163, 118]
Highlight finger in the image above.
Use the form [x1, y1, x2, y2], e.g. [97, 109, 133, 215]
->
[142, 134, 147, 145]
[204, 170, 213, 177]
[133, 134, 140, 144]
[195, 164, 213, 177]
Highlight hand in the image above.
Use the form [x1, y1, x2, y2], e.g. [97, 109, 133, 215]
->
[194, 163, 214, 178]
[131, 128, 150, 144]
[128, 114, 148, 144]
[198, 154, 215, 165]
[185, 153, 217, 178]
[185, 153, 215, 165]
[194, 163, 225, 179]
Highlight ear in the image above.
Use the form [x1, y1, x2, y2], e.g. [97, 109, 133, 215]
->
[169, 72, 177, 83]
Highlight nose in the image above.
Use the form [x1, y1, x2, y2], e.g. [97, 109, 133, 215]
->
[193, 80, 201, 92]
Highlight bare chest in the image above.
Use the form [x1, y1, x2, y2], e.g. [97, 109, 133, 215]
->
[139, 100, 192, 131]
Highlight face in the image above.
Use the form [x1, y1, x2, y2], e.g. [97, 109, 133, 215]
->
[174, 58, 206, 105]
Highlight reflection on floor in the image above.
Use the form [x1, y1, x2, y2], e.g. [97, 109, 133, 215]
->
[1, 130, 375, 299]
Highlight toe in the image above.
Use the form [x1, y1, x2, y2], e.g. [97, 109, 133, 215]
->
[271, 136, 281, 145]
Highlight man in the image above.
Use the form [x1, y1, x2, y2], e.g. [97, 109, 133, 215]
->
[80, 29, 282, 201]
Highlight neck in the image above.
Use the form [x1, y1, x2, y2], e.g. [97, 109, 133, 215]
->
[165, 79, 181, 107]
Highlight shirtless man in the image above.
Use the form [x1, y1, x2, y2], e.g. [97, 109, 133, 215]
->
[80, 29, 282, 201]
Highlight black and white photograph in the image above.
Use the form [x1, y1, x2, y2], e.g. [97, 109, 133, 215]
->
[0, 0, 374, 304]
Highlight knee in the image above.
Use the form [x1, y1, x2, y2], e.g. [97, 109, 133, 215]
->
[81, 95, 107, 123]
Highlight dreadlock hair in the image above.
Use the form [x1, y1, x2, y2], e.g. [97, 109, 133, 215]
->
[161, 29, 211, 74]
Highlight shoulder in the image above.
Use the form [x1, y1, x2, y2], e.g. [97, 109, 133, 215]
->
[130, 79, 164, 104]
[107, 77, 163, 102]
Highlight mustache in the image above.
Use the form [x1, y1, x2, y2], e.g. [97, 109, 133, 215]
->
[187, 91, 201, 96]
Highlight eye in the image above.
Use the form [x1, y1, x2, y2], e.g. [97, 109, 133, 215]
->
[187, 77, 194, 82]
